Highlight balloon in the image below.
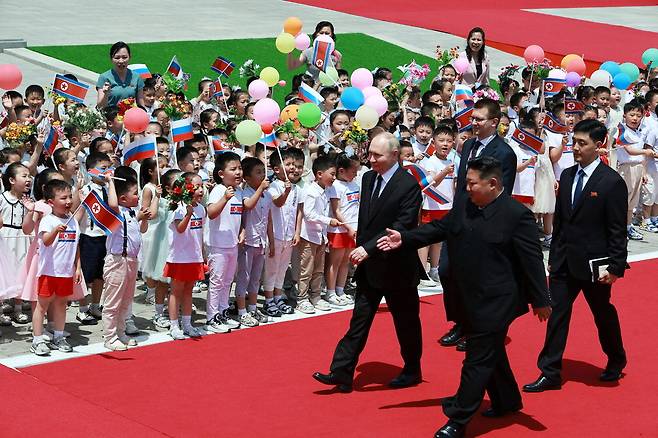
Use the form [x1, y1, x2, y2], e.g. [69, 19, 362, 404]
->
[523, 45, 544, 64]
[340, 87, 364, 111]
[0, 64, 22, 90]
[294, 33, 310, 51]
[612, 73, 631, 90]
[641, 48, 658, 66]
[619, 62, 639, 82]
[275, 32, 296, 54]
[350, 68, 373, 90]
[560, 54, 580, 70]
[599, 61, 621, 77]
[362, 86, 382, 100]
[283, 17, 303, 36]
[454, 57, 470, 74]
[123, 107, 150, 133]
[280, 104, 300, 125]
[235, 120, 263, 146]
[297, 103, 322, 128]
[547, 69, 566, 80]
[319, 66, 339, 86]
[253, 98, 280, 125]
[589, 69, 612, 87]
[565, 72, 581, 87]
[261, 123, 274, 134]
[365, 95, 388, 117]
[355, 106, 379, 129]
[278, 80, 287, 87]
[566, 57, 586, 76]
[259, 67, 280, 87]
[248, 79, 269, 100]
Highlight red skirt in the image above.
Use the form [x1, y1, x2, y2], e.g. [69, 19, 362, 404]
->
[38, 275, 73, 297]
[420, 209, 449, 224]
[163, 262, 205, 282]
[327, 232, 356, 249]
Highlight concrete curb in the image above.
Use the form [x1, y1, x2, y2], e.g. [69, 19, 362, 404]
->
[2, 47, 99, 85]
[0, 39, 27, 50]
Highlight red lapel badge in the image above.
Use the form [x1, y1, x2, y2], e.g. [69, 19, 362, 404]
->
[590, 191, 598, 197]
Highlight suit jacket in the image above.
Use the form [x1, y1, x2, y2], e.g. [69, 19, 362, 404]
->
[549, 162, 628, 280]
[354, 166, 424, 290]
[401, 193, 550, 332]
[456, 135, 517, 197]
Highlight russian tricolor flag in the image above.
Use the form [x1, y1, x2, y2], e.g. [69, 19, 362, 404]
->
[122, 135, 157, 165]
[53, 74, 89, 104]
[616, 124, 639, 146]
[298, 83, 324, 105]
[211, 56, 234, 78]
[167, 56, 183, 78]
[311, 39, 334, 72]
[43, 126, 59, 156]
[511, 127, 543, 155]
[128, 64, 152, 79]
[454, 85, 474, 107]
[543, 77, 565, 97]
[171, 118, 194, 143]
[259, 132, 278, 148]
[81, 190, 124, 235]
[455, 107, 473, 133]
[424, 186, 451, 205]
[404, 164, 432, 190]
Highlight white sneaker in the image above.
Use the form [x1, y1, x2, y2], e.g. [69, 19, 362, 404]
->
[206, 318, 230, 334]
[51, 337, 73, 352]
[153, 314, 171, 329]
[192, 283, 201, 293]
[220, 310, 241, 329]
[169, 327, 185, 340]
[419, 278, 436, 288]
[124, 319, 139, 335]
[104, 339, 128, 351]
[183, 325, 202, 338]
[313, 300, 332, 311]
[324, 294, 347, 307]
[239, 312, 259, 327]
[336, 294, 354, 305]
[30, 341, 50, 356]
[118, 335, 138, 346]
[295, 300, 316, 314]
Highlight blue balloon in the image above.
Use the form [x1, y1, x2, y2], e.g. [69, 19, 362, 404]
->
[340, 87, 365, 111]
[612, 73, 631, 90]
[600, 61, 621, 77]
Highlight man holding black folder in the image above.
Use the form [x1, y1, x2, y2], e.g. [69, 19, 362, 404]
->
[524, 119, 629, 393]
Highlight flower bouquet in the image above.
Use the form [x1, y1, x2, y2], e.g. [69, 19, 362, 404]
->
[435, 45, 460, 71]
[162, 94, 191, 121]
[63, 104, 106, 133]
[4, 122, 37, 147]
[340, 121, 368, 158]
[162, 72, 188, 94]
[530, 59, 554, 80]
[473, 88, 501, 102]
[275, 120, 303, 140]
[382, 82, 407, 112]
[239, 59, 260, 79]
[498, 64, 521, 83]
[398, 61, 431, 87]
[166, 176, 198, 210]
[116, 98, 136, 122]
[48, 88, 67, 106]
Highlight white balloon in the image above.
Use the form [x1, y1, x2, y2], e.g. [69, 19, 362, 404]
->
[547, 68, 566, 80]
[589, 69, 612, 87]
[355, 105, 379, 129]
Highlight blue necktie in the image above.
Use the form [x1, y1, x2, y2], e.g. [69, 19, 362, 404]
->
[572, 169, 586, 207]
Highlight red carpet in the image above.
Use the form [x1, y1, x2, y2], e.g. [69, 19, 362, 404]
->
[5, 258, 657, 437]
[287, 0, 658, 69]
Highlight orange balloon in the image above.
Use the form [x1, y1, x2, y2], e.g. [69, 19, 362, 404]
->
[566, 58, 586, 75]
[280, 104, 300, 129]
[561, 54, 581, 70]
[283, 17, 303, 36]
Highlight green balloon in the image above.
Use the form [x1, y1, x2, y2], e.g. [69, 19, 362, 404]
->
[319, 66, 339, 87]
[642, 48, 658, 66]
[297, 103, 322, 128]
[235, 120, 263, 146]
[619, 62, 640, 82]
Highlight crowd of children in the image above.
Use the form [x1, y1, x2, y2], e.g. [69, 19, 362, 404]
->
[1, 34, 657, 355]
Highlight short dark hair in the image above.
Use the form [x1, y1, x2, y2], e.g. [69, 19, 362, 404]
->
[33, 168, 61, 201]
[104, 106, 120, 122]
[467, 156, 503, 182]
[623, 99, 644, 114]
[595, 86, 611, 96]
[143, 78, 157, 92]
[114, 175, 138, 197]
[510, 92, 527, 109]
[320, 86, 338, 98]
[90, 136, 112, 154]
[421, 103, 441, 117]
[114, 165, 137, 181]
[433, 123, 457, 138]
[414, 116, 435, 131]
[312, 155, 335, 176]
[282, 147, 305, 164]
[86, 152, 111, 170]
[213, 151, 241, 183]
[110, 41, 131, 58]
[43, 179, 71, 201]
[25, 84, 45, 98]
[183, 133, 207, 148]
[176, 145, 198, 163]
[241, 156, 264, 177]
[573, 119, 608, 143]
[473, 98, 501, 120]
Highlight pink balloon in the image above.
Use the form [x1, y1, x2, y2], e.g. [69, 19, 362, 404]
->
[454, 57, 470, 74]
[253, 98, 281, 125]
[565, 72, 581, 87]
[523, 45, 545, 64]
[0, 64, 23, 90]
[295, 33, 310, 51]
[566, 57, 586, 76]
[248, 79, 269, 100]
[350, 68, 373, 90]
[123, 107, 150, 133]
[365, 95, 388, 117]
[362, 86, 382, 100]
[278, 80, 287, 87]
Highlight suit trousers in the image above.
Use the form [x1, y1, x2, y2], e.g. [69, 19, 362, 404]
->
[538, 269, 626, 381]
[329, 283, 422, 381]
[443, 327, 521, 425]
[438, 244, 460, 323]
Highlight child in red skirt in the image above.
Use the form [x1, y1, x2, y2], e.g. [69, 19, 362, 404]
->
[164, 172, 206, 340]
[31, 179, 81, 356]
[326, 154, 361, 306]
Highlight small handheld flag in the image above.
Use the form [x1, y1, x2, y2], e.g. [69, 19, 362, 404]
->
[209, 78, 223, 98]
[123, 136, 157, 165]
[53, 74, 89, 104]
[171, 118, 194, 143]
[405, 164, 432, 190]
[298, 83, 324, 105]
[455, 107, 473, 133]
[0, 108, 8, 130]
[423, 142, 436, 158]
[311, 39, 334, 72]
[423, 185, 452, 205]
[209, 136, 231, 155]
[565, 97, 585, 114]
[542, 112, 568, 134]
[454, 85, 474, 107]
[43, 126, 60, 156]
[543, 78, 565, 98]
[167, 56, 183, 78]
[259, 132, 278, 148]
[616, 124, 639, 146]
[81, 191, 124, 235]
[511, 127, 543, 155]
[88, 167, 114, 181]
[128, 64, 152, 79]
[211, 56, 235, 78]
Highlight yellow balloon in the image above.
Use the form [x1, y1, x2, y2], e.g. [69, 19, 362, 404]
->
[319, 66, 339, 86]
[355, 105, 378, 129]
[275, 33, 295, 54]
[260, 66, 280, 87]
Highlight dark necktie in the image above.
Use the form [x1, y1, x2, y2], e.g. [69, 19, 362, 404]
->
[572, 169, 586, 207]
[469, 140, 483, 160]
[371, 174, 384, 205]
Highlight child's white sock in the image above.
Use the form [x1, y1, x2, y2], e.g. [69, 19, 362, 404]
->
[336, 287, 344, 296]
[274, 295, 284, 303]
[54, 330, 64, 340]
[265, 297, 273, 304]
[238, 308, 247, 316]
[247, 304, 256, 313]
[170, 319, 180, 330]
[326, 289, 336, 297]
[155, 304, 164, 316]
[181, 315, 192, 329]
[32, 335, 45, 345]
[429, 267, 438, 275]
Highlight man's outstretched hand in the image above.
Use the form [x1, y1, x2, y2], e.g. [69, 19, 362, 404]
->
[376, 228, 402, 252]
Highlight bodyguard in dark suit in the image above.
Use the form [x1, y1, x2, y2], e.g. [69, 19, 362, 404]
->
[439, 98, 517, 349]
[313, 132, 425, 393]
[524, 119, 628, 393]
[378, 157, 551, 438]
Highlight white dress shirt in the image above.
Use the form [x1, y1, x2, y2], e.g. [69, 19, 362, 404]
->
[372, 162, 399, 198]
[571, 158, 601, 204]
[470, 134, 496, 158]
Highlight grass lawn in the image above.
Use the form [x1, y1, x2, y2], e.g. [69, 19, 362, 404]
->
[31, 33, 441, 103]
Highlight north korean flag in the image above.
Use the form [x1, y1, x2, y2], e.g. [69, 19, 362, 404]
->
[511, 127, 543, 155]
[81, 190, 124, 235]
[53, 74, 89, 104]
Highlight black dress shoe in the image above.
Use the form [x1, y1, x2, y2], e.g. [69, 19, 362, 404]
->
[389, 371, 422, 388]
[522, 375, 561, 392]
[599, 369, 623, 382]
[455, 338, 467, 352]
[434, 421, 465, 438]
[439, 324, 462, 346]
[481, 404, 522, 418]
[312, 372, 353, 393]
